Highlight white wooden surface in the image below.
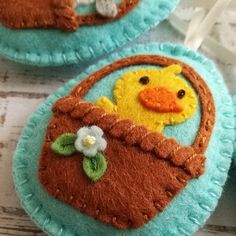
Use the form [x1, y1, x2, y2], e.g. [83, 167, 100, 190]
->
[0, 21, 236, 235]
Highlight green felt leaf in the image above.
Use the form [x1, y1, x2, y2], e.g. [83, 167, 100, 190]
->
[83, 153, 107, 182]
[51, 133, 77, 156]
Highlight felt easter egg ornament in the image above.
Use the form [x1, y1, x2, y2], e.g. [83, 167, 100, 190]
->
[13, 43, 235, 235]
[0, 0, 179, 66]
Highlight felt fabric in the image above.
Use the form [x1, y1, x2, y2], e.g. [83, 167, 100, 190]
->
[39, 111, 192, 229]
[70, 55, 215, 155]
[39, 94, 206, 228]
[83, 153, 108, 182]
[96, 66, 198, 133]
[74, 125, 107, 157]
[0, 0, 179, 66]
[51, 133, 77, 156]
[96, 0, 118, 18]
[0, 0, 136, 31]
[77, 0, 96, 4]
[12, 44, 235, 236]
[38, 54, 213, 229]
[52, 98, 207, 175]
[138, 87, 184, 113]
[0, 0, 78, 32]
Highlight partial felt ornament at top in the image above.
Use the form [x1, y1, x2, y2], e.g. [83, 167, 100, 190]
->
[0, 0, 180, 66]
[0, 0, 131, 31]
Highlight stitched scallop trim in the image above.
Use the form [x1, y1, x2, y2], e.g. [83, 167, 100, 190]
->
[12, 44, 235, 236]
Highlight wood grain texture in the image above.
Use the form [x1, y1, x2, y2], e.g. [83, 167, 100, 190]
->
[0, 27, 236, 235]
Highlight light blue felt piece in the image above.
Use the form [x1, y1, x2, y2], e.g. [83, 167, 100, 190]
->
[0, 0, 179, 66]
[13, 43, 235, 236]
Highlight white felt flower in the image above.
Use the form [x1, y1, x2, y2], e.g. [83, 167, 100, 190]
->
[75, 126, 107, 157]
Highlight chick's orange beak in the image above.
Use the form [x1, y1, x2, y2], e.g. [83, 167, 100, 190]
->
[138, 87, 183, 113]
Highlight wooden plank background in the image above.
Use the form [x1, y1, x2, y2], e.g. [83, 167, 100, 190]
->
[0, 21, 236, 235]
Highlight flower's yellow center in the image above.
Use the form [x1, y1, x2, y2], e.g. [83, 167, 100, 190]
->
[82, 135, 96, 147]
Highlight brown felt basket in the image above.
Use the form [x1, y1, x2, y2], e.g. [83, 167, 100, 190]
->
[0, 0, 140, 31]
[39, 55, 215, 229]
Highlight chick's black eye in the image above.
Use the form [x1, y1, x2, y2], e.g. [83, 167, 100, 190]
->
[177, 89, 186, 99]
[139, 76, 150, 85]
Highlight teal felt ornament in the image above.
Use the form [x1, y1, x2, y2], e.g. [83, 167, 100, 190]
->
[12, 43, 235, 236]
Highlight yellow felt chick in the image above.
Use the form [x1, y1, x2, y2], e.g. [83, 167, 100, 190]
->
[96, 65, 198, 133]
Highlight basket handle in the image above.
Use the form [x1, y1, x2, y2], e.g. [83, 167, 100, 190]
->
[77, 0, 140, 26]
[70, 55, 215, 154]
